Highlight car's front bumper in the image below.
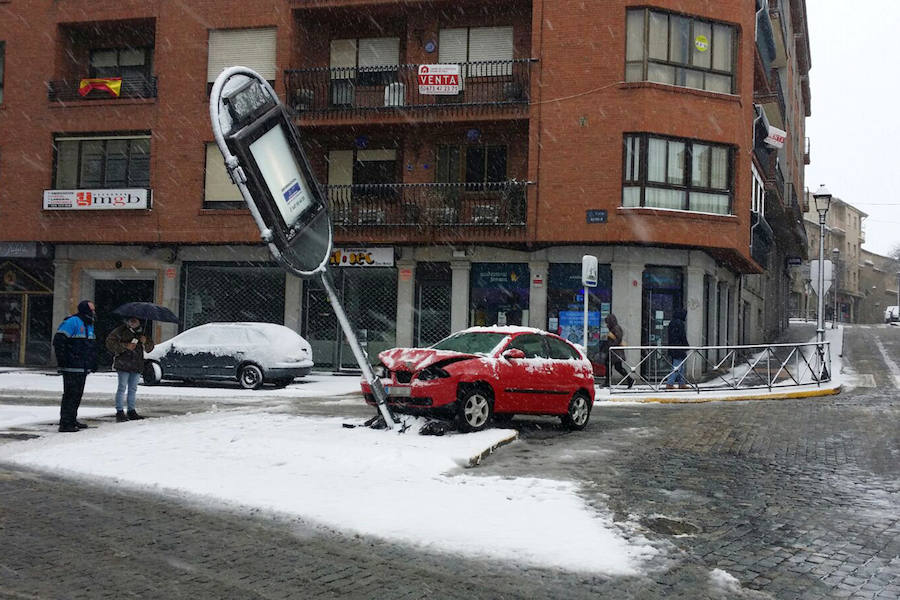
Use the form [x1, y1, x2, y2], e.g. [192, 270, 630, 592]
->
[360, 377, 459, 410]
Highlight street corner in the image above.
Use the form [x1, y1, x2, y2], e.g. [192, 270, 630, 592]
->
[462, 427, 519, 468]
[598, 383, 843, 404]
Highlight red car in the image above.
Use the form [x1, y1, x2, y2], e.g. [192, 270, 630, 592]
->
[361, 327, 595, 432]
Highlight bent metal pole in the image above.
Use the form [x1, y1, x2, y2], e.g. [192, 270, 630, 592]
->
[319, 271, 395, 428]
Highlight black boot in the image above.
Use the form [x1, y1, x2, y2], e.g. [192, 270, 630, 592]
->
[626, 376, 634, 389]
[58, 423, 80, 433]
[127, 410, 144, 421]
[75, 421, 90, 429]
[116, 411, 128, 423]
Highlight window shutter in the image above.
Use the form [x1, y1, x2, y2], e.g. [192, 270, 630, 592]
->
[327, 150, 354, 185]
[357, 38, 399, 67]
[438, 28, 468, 64]
[204, 143, 241, 203]
[469, 27, 513, 76]
[330, 38, 357, 78]
[207, 27, 277, 82]
[357, 149, 397, 162]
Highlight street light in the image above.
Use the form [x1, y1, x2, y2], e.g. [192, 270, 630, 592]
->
[812, 185, 832, 344]
[832, 247, 839, 329]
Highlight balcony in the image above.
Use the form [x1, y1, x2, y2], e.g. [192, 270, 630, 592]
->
[804, 136, 811, 165]
[47, 76, 158, 103]
[284, 59, 534, 118]
[326, 181, 528, 239]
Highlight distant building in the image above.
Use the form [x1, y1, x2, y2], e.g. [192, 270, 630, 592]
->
[858, 250, 900, 324]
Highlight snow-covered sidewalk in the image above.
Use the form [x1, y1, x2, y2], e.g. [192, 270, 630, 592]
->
[0, 408, 656, 575]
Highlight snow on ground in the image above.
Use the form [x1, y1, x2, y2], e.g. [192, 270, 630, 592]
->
[0, 410, 656, 575]
[0, 370, 362, 401]
[0, 405, 110, 428]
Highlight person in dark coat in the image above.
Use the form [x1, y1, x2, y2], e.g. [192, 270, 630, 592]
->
[53, 300, 97, 432]
[604, 313, 634, 388]
[106, 317, 154, 422]
[665, 308, 690, 389]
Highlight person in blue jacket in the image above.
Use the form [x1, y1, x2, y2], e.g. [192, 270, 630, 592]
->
[53, 300, 97, 432]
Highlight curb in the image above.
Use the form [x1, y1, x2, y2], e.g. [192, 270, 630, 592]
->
[603, 384, 843, 404]
[465, 429, 519, 467]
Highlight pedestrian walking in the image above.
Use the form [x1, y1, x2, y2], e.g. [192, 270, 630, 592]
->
[664, 308, 690, 389]
[106, 317, 154, 422]
[604, 313, 634, 388]
[53, 300, 97, 432]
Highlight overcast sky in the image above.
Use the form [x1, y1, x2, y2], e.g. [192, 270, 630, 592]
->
[805, 1, 900, 257]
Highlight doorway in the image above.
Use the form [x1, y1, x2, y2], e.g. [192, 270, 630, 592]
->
[641, 267, 684, 379]
[94, 279, 155, 368]
[414, 262, 451, 347]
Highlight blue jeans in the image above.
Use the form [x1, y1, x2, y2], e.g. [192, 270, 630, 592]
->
[115, 371, 141, 411]
[665, 358, 687, 386]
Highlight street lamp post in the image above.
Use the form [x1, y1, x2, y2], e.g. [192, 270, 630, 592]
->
[832, 248, 840, 329]
[812, 185, 832, 379]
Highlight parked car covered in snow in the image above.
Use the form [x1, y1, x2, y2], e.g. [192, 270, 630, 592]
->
[143, 322, 313, 389]
[361, 326, 595, 432]
[885, 306, 899, 323]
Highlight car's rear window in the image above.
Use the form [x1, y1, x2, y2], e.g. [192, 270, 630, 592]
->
[431, 332, 508, 355]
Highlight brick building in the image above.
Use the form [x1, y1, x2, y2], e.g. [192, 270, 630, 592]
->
[0, 0, 810, 370]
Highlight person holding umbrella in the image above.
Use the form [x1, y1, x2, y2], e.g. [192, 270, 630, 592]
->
[106, 315, 154, 421]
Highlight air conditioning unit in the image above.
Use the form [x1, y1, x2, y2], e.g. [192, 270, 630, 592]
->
[384, 82, 405, 107]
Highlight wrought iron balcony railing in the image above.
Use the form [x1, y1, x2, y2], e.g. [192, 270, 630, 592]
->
[325, 181, 528, 231]
[47, 76, 159, 102]
[285, 59, 534, 115]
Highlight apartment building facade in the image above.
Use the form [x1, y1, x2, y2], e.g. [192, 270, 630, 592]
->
[0, 0, 810, 370]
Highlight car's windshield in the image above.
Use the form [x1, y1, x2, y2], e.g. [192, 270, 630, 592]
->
[431, 332, 508, 355]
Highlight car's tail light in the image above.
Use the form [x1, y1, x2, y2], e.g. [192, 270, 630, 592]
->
[417, 365, 450, 381]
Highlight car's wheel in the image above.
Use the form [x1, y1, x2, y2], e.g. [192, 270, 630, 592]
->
[142, 360, 161, 385]
[238, 364, 264, 390]
[457, 386, 493, 433]
[561, 391, 591, 431]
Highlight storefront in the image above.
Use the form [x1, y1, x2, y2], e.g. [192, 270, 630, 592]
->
[0, 259, 54, 366]
[546, 262, 612, 371]
[303, 247, 397, 370]
[642, 266, 684, 378]
[469, 263, 530, 327]
[181, 261, 286, 329]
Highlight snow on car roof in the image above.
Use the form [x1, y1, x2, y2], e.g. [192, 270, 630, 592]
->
[456, 325, 546, 335]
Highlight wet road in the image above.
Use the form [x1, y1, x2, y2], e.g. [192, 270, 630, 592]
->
[1, 324, 898, 599]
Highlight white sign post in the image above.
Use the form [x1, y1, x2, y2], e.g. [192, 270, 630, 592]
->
[581, 256, 598, 356]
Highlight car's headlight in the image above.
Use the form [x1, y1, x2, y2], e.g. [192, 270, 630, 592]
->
[417, 365, 450, 381]
[373, 364, 389, 378]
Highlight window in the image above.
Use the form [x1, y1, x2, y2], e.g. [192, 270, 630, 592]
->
[437, 145, 507, 184]
[330, 38, 400, 86]
[53, 135, 151, 189]
[508, 334, 548, 359]
[90, 47, 152, 83]
[0, 42, 5, 104]
[439, 26, 513, 76]
[623, 133, 732, 215]
[751, 162, 764, 215]
[204, 142, 242, 209]
[546, 336, 580, 360]
[207, 28, 276, 85]
[625, 9, 735, 94]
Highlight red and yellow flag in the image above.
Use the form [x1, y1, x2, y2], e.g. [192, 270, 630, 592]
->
[78, 77, 123, 97]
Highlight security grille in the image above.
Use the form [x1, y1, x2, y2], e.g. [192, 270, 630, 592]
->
[415, 281, 451, 347]
[182, 262, 285, 329]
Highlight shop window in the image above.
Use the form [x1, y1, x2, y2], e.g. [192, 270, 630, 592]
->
[547, 263, 612, 371]
[623, 133, 732, 215]
[625, 8, 734, 94]
[470, 263, 529, 327]
[53, 135, 151, 189]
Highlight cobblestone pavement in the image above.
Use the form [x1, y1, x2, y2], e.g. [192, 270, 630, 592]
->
[1, 324, 898, 599]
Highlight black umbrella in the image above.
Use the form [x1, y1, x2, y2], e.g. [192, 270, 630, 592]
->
[112, 302, 179, 323]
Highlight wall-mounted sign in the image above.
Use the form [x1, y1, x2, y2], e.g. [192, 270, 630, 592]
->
[0, 242, 53, 259]
[764, 125, 786, 149]
[43, 189, 151, 211]
[417, 64, 460, 95]
[694, 35, 709, 52]
[586, 209, 607, 224]
[329, 247, 394, 268]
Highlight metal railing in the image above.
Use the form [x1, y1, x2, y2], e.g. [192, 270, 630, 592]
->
[47, 76, 159, 102]
[325, 181, 528, 231]
[607, 341, 832, 394]
[284, 59, 534, 115]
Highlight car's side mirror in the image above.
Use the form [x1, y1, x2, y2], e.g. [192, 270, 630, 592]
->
[502, 348, 526, 360]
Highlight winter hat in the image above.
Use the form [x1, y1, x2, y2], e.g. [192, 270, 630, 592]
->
[77, 300, 95, 323]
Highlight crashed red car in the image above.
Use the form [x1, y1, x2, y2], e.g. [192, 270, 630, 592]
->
[361, 327, 595, 432]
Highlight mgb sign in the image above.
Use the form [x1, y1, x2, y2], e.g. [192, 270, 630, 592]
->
[417, 64, 460, 95]
[43, 188, 151, 211]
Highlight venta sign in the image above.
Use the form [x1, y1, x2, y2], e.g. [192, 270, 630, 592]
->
[417, 64, 460, 95]
[43, 189, 151, 211]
